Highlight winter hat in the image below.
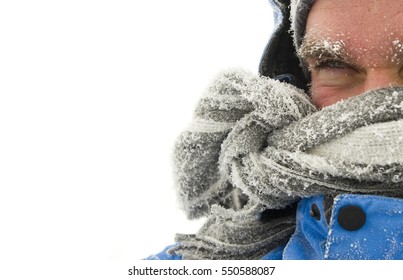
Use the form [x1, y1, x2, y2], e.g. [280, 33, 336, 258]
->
[259, 0, 315, 89]
[290, 0, 316, 51]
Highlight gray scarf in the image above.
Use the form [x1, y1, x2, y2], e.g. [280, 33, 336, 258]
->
[169, 69, 403, 259]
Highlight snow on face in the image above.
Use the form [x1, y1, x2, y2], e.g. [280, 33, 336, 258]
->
[299, 32, 348, 69]
[300, 32, 403, 74]
[301, 0, 403, 108]
[391, 39, 403, 64]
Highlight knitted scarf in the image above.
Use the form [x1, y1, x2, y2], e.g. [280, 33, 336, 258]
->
[169, 69, 403, 260]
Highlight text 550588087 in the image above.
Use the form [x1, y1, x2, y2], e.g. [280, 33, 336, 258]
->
[221, 266, 275, 276]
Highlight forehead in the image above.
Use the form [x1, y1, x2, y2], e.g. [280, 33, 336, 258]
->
[306, 0, 403, 29]
[304, 0, 403, 66]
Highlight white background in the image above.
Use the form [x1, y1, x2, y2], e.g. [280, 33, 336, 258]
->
[0, 0, 273, 278]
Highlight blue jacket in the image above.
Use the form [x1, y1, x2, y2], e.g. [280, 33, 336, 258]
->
[146, 194, 403, 260]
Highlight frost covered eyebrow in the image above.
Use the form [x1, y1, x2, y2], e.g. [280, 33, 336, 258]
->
[299, 37, 403, 68]
[390, 39, 403, 65]
[298, 37, 350, 67]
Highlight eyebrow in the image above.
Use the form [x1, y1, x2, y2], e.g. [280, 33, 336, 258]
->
[391, 39, 403, 65]
[299, 36, 403, 68]
[298, 37, 350, 67]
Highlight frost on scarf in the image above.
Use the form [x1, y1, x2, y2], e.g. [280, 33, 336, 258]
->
[170, 69, 403, 260]
[173, 69, 315, 218]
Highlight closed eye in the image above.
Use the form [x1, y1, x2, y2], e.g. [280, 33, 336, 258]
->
[309, 59, 363, 88]
[313, 60, 359, 73]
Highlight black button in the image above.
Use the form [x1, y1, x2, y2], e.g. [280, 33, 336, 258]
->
[337, 205, 366, 231]
[309, 204, 321, 220]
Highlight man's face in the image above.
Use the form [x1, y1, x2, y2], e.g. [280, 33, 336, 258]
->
[300, 0, 403, 108]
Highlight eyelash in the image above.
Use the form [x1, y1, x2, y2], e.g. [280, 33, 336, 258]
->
[313, 60, 358, 73]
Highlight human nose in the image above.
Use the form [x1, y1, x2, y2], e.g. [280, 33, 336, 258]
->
[364, 68, 403, 92]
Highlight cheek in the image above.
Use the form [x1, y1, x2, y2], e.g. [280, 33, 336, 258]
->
[310, 84, 364, 108]
[310, 87, 343, 108]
